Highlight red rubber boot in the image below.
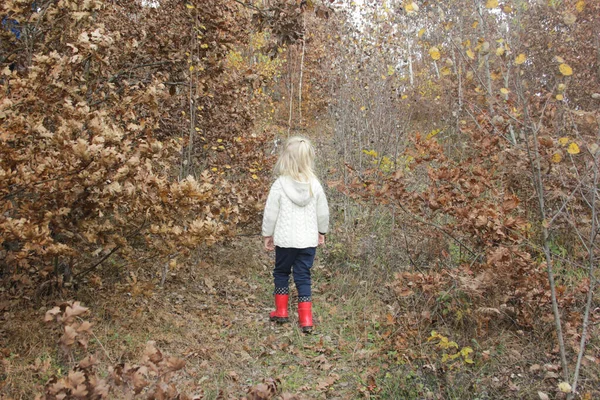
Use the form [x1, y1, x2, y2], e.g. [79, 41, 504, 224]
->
[269, 294, 289, 323]
[298, 302, 313, 333]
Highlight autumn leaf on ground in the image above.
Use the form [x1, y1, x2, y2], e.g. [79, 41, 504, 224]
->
[64, 302, 89, 322]
[485, 0, 499, 8]
[551, 153, 562, 163]
[166, 356, 186, 372]
[44, 306, 61, 323]
[60, 325, 78, 348]
[404, 2, 418, 13]
[559, 63, 573, 76]
[429, 47, 441, 60]
[538, 392, 550, 400]
[567, 143, 580, 155]
[558, 381, 572, 393]
[515, 53, 526, 65]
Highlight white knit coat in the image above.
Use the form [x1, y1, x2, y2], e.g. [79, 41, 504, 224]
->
[262, 176, 329, 248]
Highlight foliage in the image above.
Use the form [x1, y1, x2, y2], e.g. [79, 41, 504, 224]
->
[0, 0, 273, 292]
[43, 301, 189, 399]
[324, 0, 600, 396]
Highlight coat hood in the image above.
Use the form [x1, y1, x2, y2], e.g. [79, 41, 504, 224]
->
[279, 176, 314, 207]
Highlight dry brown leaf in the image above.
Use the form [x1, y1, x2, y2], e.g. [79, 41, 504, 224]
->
[166, 356, 186, 372]
[63, 302, 89, 322]
[44, 306, 61, 322]
[67, 370, 86, 388]
[60, 325, 78, 348]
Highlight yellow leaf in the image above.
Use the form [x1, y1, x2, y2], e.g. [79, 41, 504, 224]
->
[515, 53, 527, 65]
[360, 106, 366, 111]
[496, 47, 505, 56]
[557, 83, 566, 92]
[405, 2, 418, 13]
[472, 21, 479, 29]
[567, 143, 580, 155]
[558, 137, 569, 146]
[558, 382, 572, 393]
[189, 66, 194, 72]
[387, 65, 395, 76]
[211, 167, 217, 172]
[576, 1, 585, 12]
[401, 94, 408, 100]
[441, 67, 451, 76]
[551, 153, 562, 163]
[186, 3, 194, 9]
[556, 94, 564, 101]
[217, 138, 223, 143]
[251, 174, 258, 180]
[418, 28, 425, 38]
[460, 347, 473, 357]
[503, 5, 512, 13]
[500, 88, 510, 95]
[485, 0, 499, 9]
[429, 47, 441, 60]
[466, 49, 475, 60]
[559, 63, 573, 76]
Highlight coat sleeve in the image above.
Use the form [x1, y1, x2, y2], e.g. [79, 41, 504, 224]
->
[316, 181, 330, 234]
[262, 180, 281, 237]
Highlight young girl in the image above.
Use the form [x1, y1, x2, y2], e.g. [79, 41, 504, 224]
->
[262, 136, 329, 333]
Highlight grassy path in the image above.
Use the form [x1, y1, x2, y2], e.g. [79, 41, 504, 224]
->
[145, 239, 394, 398]
[1, 239, 402, 399]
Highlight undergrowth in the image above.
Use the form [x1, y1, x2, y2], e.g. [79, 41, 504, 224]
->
[1, 226, 599, 398]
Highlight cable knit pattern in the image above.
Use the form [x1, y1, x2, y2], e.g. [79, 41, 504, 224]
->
[262, 176, 329, 249]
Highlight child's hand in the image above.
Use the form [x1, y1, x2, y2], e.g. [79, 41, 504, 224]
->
[318, 233, 325, 246]
[264, 236, 275, 251]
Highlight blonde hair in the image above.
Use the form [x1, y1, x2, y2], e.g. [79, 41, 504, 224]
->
[274, 136, 316, 182]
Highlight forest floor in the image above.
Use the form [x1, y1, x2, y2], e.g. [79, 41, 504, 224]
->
[1, 238, 406, 399]
[3, 235, 600, 399]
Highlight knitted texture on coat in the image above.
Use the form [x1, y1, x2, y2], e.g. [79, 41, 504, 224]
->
[262, 176, 329, 249]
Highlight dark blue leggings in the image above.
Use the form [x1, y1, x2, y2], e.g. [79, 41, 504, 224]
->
[273, 247, 316, 302]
